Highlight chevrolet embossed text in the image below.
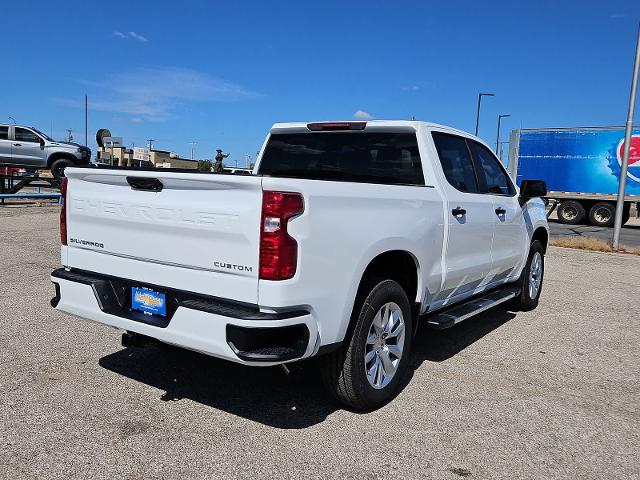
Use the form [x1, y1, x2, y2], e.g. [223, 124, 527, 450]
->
[71, 197, 237, 228]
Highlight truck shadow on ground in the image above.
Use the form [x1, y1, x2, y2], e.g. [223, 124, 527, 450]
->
[99, 307, 516, 429]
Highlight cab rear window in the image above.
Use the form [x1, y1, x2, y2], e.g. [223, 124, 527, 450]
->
[258, 132, 425, 186]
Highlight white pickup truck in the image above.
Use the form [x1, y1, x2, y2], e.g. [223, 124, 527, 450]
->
[51, 120, 549, 410]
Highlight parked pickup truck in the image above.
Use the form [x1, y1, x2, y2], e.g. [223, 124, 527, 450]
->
[0, 124, 91, 178]
[50, 121, 548, 410]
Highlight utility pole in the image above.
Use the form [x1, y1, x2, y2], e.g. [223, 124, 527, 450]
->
[147, 139, 155, 151]
[84, 95, 88, 147]
[613, 23, 640, 250]
[66, 129, 73, 142]
[190, 140, 197, 160]
[496, 114, 511, 154]
[475, 92, 495, 136]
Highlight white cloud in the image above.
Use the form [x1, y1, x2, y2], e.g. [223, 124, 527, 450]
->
[128, 31, 148, 42]
[130, 117, 144, 123]
[54, 66, 260, 121]
[353, 109, 373, 120]
[402, 85, 420, 91]
[610, 13, 627, 19]
[113, 30, 148, 42]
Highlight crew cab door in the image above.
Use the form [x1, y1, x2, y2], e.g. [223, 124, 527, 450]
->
[431, 132, 495, 304]
[468, 140, 526, 280]
[0, 126, 11, 164]
[12, 127, 46, 167]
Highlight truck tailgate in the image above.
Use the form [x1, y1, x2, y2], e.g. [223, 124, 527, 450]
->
[63, 168, 262, 304]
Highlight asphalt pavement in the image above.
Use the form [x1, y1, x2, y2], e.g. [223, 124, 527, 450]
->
[548, 217, 640, 248]
[1, 206, 639, 480]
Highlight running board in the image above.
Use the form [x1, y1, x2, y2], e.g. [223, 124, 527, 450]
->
[424, 287, 520, 330]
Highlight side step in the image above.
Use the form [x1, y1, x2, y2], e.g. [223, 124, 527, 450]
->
[424, 286, 520, 330]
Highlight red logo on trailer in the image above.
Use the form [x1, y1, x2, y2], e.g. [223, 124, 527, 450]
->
[617, 135, 640, 182]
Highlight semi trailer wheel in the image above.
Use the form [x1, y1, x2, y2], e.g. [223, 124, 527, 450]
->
[588, 202, 615, 227]
[557, 200, 585, 225]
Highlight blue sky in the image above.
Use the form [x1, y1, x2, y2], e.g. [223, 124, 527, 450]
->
[3, 0, 639, 164]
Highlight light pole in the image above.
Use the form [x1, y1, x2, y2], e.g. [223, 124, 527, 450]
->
[475, 92, 495, 136]
[496, 114, 511, 154]
[613, 23, 640, 250]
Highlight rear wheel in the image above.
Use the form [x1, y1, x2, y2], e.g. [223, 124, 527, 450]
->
[50, 158, 73, 179]
[622, 204, 631, 225]
[557, 200, 585, 224]
[511, 240, 545, 311]
[320, 279, 413, 411]
[588, 202, 615, 227]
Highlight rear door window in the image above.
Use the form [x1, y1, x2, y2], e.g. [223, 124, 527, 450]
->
[469, 141, 515, 195]
[259, 132, 425, 186]
[431, 132, 479, 193]
[0, 126, 8, 140]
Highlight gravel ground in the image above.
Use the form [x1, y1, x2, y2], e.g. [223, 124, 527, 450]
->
[1, 206, 638, 480]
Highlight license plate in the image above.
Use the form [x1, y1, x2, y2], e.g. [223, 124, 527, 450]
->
[131, 287, 167, 317]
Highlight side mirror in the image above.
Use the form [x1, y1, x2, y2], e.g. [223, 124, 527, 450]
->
[39, 138, 45, 149]
[520, 179, 547, 199]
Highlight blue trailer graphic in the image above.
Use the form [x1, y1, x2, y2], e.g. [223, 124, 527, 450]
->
[508, 127, 640, 226]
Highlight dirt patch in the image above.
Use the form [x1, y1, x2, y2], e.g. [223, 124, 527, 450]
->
[550, 236, 640, 255]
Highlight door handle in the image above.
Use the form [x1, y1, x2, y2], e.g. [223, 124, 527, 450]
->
[126, 176, 163, 192]
[13, 143, 22, 147]
[451, 207, 466, 217]
[495, 207, 506, 215]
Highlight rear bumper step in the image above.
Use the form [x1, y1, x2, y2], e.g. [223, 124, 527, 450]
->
[424, 286, 519, 330]
[51, 268, 317, 365]
[51, 268, 308, 323]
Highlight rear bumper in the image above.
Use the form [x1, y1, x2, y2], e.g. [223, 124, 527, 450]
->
[50, 268, 318, 366]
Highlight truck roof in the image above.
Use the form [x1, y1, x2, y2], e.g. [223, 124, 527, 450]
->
[270, 120, 475, 138]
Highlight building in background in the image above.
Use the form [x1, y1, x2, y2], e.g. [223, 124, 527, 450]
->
[96, 146, 198, 169]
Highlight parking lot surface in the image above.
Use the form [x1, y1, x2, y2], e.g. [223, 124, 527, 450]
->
[548, 217, 640, 248]
[1, 206, 639, 480]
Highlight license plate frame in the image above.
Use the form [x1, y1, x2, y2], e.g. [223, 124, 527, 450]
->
[131, 287, 167, 317]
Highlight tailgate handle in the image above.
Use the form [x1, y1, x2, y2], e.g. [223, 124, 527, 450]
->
[126, 177, 163, 192]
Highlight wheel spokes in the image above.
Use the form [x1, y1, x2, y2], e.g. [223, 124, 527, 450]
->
[364, 349, 376, 364]
[387, 320, 405, 340]
[378, 348, 394, 376]
[386, 344, 402, 359]
[364, 301, 406, 390]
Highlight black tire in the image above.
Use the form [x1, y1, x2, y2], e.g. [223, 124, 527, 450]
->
[511, 240, 545, 311]
[50, 158, 73, 179]
[622, 204, 631, 225]
[319, 279, 413, 411]
[557, 200, 585, 225]
[588, 202, 615, 227]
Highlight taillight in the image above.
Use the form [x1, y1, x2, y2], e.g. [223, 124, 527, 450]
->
[60, 177, 68, 245]
[259, 191, 304, 280]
